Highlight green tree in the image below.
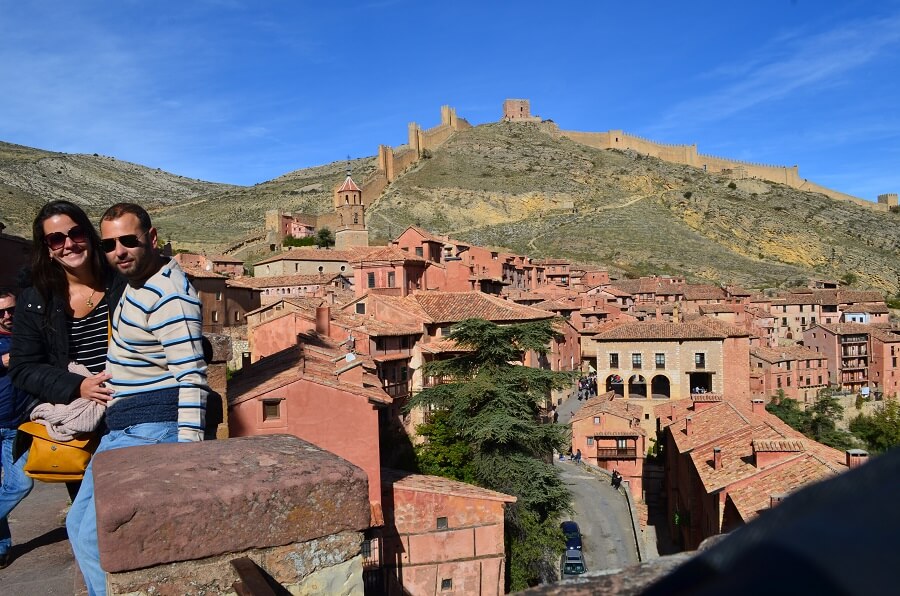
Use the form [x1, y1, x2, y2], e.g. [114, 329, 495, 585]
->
[849, 398, 900, 453]
[406, 318, 574, 590]
[283, 234, 316, 247]
[414, 411, 476, 483]
[766, 389, 855, 450]
[315, 227, 335, 248]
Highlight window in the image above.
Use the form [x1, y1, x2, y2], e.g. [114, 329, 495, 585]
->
[617, 438, 628, 449]
[782, 317, 788, 326]
[593, 416, 600, 424]
[818, 375, 823, 384]
[262, 400, 281, 421]
[694, 353, 705, 369]
[787, 377, 791, 387]
[234, 311, 241, 322]
[632, 353, 642, 369]
[212, 310, 219, 323]
[777, 377, 782, 388]
[318, 266, 324, 273]
[609, 353, 619, 368]
[437, 516, 448, 530]
[441, 579, 452, 591]
[586, 437, 594, 445]
[355, 303, 366, 315]
[387, 271, 395, 287]
[367, 272, 376, 288]
[786, 361, 792, 371]
[415, 246, 423, 257]
[215, 291, 222, 301]
[655, 353, 666, 369]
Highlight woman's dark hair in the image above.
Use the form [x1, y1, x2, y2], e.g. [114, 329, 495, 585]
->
[31, 200, 108, 306]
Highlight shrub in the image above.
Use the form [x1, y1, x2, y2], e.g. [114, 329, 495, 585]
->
[683, 191, 693, 199]
[728, 182, 737, 190]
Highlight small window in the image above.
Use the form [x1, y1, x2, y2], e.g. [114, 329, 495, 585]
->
[694, 353, 705, 369]
[441, 578, 452, 591]
[632, 353, 642, 369]
[356, 302, 366, 315]
[586, 437, 594, 445]
[212, 310, 219, 323]
[318, 266, 324, 273]
[387, 271, 396, 288]
[655, 353, 665, 369]
[341, 265, 346, 272]
[295, 263, 299, 272]
[367, 272, 376, 288]
[215, 291, 222, 301]
[263, 400, 281, 421]
[593, 416, 600, 424]
[437, 516, 448, 530]
[609, 353, 619, 368]
[234, 311, 241, 322]
[415, 246, 423, 257]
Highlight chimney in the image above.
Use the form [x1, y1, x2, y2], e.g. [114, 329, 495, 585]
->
[241, 351, 251, 369]
[713, 446, 722, 470]
[336, 355, 364, 386]
[751, 398, 765, 414]
[315, 305, 331, 336]
[753, 439, 804, 468]
[769, 493, 787, 508]
[685, 417, 693, 436]
[845, 449, 869, 469]
[655, 306, 662, 320]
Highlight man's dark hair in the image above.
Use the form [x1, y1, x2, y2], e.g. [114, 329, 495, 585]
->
[101, 203, 152, 232]
[0, 287, 15, 299]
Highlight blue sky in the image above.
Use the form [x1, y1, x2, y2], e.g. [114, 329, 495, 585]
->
[1, 0, 898, 201]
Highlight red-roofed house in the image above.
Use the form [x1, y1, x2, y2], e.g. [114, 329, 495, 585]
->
[570, 392, 647, 497]
[749, 345, 829, 403]
[660, 396, 848, 550]
[582, 321, 751, 436]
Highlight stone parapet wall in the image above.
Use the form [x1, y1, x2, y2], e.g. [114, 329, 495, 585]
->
[92, 434, 371, 594]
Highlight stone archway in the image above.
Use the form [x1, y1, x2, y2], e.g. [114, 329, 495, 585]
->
[628, 374, 647, 399]
[606, 374, 624, 398]
[651, 375, 671, 399]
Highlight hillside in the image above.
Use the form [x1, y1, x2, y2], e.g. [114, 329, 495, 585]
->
[2, 123, 899, 292]
[366, 122, 900, 291]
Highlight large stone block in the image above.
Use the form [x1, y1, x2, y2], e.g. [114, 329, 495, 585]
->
[93, 434, 370, 573]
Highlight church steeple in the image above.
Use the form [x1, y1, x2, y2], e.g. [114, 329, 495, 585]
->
[332, 159, 368, 249]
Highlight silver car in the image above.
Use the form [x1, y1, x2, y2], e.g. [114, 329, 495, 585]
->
[561, 548, 587, 578]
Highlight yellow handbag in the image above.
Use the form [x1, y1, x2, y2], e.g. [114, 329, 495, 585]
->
[15, 421, 100, 482]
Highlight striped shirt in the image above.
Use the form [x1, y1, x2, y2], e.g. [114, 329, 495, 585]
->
[67, 298, 109, 374]
[106, 259, 208, 442]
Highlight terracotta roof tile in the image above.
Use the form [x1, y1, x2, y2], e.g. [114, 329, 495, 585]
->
[337, 175, 361, 193]
[570, 392, 644, 428]
[255, 246, 377, 266]
[726, 455, 838, 521]
[594, 321, 727, 341]
[411, 292, 554, 324]
[382, 469, 516, 503]
[241, 273, 346, 288]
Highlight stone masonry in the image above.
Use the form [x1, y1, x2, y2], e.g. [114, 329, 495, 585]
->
[91, 434, 371, 595]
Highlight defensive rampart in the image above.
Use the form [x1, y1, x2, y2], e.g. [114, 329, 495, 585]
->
[559, 128, 884, 210]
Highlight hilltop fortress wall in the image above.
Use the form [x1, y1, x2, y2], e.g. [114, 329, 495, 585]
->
[559, 128, 882, 210]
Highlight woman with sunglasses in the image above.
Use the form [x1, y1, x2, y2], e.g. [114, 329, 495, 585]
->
[9, 200, 126, 498]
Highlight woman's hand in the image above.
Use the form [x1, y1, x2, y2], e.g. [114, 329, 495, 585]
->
[80, 372, 114, 404]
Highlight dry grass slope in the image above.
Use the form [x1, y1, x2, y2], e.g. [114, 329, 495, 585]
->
[2, 124, 898, 292]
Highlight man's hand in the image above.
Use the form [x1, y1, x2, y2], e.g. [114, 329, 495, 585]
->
[1, 352, 9, 367]
[80, 372, 114, 404]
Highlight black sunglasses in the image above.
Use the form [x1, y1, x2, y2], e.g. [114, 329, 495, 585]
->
[0, 306, 14, 317]
[101, 231, 148, 253]
[44, 225, 89, 251]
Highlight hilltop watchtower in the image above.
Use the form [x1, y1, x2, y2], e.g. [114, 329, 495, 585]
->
[502, 99, 541, 122]
[334, 170, 369, 250]
[878, 193, 898, 208]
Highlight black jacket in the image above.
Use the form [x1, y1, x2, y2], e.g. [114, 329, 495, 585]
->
[9, 275, 127, 405]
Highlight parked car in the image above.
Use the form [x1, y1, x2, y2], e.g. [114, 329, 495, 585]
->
[560, 520, 583, 550]
[561, 548, 587, 578]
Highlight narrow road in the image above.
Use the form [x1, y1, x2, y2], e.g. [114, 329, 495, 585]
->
[557, 458, 639, 573]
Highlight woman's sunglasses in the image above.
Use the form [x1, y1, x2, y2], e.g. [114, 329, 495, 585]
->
[101, 231, 147, 253]
[44, 225, 89, 251]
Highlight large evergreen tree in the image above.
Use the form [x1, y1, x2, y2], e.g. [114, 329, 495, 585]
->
[405, 318, 574, 590]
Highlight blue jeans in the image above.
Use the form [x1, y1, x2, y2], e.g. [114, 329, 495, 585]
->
[1, 427, 34, 556]
[67, 422, 178, 596]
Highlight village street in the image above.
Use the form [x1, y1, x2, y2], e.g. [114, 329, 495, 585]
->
[555, 390, 640, 574]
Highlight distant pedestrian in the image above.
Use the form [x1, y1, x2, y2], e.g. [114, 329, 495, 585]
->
[0, 289, 33, 569]
[575, 449, 582, 465]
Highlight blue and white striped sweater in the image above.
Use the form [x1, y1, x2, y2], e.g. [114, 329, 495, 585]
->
[106, 259, 208, 442]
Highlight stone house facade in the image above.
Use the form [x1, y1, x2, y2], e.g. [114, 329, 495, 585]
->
[749, 345, 829, 403]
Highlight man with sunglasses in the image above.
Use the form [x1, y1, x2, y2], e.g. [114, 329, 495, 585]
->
[66, 203, 209, 596]
[0, 289, 33, 569]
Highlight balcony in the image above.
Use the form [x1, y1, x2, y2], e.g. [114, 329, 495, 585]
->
[596, 447, 638, 460]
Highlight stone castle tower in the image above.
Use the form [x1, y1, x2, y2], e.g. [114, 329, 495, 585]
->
[333, 169, 369, 250]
